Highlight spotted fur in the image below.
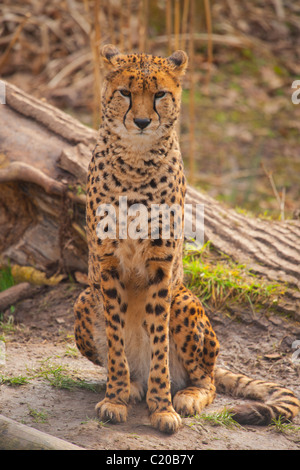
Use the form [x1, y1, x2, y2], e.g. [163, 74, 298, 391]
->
[74, 45, 300, 433]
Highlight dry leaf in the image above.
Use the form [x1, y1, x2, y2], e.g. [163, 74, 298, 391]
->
[264, 353, 282, 361]
[74, 271, 88, 285]
[11, 265, 65, 286]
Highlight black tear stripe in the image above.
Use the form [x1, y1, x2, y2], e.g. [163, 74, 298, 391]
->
[123, 94, 132, 129]
[153, 96, 161, 124]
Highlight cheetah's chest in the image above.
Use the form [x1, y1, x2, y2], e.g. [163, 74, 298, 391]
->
[115, 239, 149, 287]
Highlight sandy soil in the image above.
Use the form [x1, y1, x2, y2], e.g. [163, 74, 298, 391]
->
[1, 283, 300, 451]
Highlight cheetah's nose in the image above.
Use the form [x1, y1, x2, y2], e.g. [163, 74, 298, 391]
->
[133, 118, 151, 130]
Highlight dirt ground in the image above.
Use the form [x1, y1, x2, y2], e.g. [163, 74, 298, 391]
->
[1, 283, 300, 451]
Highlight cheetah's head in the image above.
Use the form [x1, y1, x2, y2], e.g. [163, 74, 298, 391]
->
[100, 45, 188, 146]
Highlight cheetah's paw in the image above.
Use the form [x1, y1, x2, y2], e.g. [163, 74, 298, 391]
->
[173, 387, 215, 416]
[150, 410, 182, 434]
[95, 398, 128, 423]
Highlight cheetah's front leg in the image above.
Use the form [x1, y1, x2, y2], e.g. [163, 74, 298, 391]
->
[145, 261, 182, 434]
[94, 258, 130, 424]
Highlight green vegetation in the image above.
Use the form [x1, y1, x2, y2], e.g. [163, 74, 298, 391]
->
[80, 417, 110, 428]
[0, 374, 30, 386]
[269, 416, 300, 434]
[64, 344, 79, 358]
[1, 358, 101, 392]
[191, 408, 240, 429]
[28, 407, 49, 423]
[0, 314, 16, 337]
[0, 265, 14, 292]
[183, 242, 283, 309]
[31, 360, 99, 392]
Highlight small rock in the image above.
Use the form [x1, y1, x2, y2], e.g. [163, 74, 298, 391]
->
[268, 316, 282, 326]
[263, 353, 281, 361]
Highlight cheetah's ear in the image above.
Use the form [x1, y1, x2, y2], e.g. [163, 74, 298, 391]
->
[101, 44, 123, 69]
[167, 50, 188, 76]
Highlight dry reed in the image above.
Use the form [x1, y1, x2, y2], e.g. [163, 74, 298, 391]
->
[204, 0, 213, 91]
[0, 0, 216, 182]
[0, 12, 31, 72]
[188, 0, 196, 184]
[174, 0, 180, 51]
[166, 0, 172, 55]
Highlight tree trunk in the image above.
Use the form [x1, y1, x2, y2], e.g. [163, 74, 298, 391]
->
[0, 81, 299, 316]
[0, 80, 93, 275]
[0, 414, 84, 450]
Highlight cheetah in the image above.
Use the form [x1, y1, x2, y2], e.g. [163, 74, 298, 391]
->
[74, 45, 300, 433]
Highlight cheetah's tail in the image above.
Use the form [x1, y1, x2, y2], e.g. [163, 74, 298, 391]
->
[214, 367, 300, 425]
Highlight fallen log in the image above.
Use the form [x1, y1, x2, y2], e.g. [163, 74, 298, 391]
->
[0, 282, 40, 312]
[0, 80, 92, 274]
[0, 80, 299, 316]
[0, 414, 84, 450]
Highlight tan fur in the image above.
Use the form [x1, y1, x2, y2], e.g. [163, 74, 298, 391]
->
[74, 45, 299, 432]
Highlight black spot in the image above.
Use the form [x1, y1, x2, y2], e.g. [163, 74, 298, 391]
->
[112, 314, 121, 324]
[120, 303, 128, 313]
[112, 174, 121, 187]
[149, 267, 165, 285]
[146, 303, 154, 313]
[104, 288, 118, 299]
[155, 304, 165, 315]
[151, 238, 163, 247]
[158, 289, 168, 298]
[75, 310, 81, 320]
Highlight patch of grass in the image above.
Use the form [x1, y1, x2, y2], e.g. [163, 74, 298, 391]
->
[0, 265, 15, 292]
[0, 314, 16, 335]
[269, 416, 300, 434]
[192, 408, 240, 429]
[1, 358, 102, 393]
[28, 407, 49, 423]
[183, 242, 284, 309]
[81, 417, 110, 428]
[0, 374, 30, 386]
[64, 345, 79, 358]
[32, 360, 98, 392]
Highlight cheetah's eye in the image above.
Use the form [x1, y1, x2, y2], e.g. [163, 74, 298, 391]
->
[120, 89, 131, 97]
[155, 91, 166, 99]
